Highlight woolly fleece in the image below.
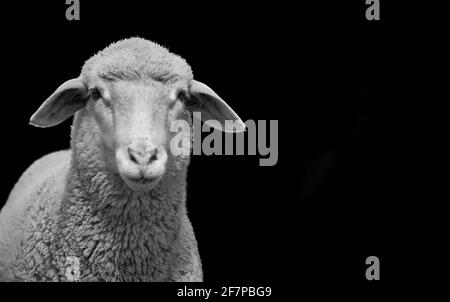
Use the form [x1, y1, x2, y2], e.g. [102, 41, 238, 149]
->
[0, 38, 202, 281]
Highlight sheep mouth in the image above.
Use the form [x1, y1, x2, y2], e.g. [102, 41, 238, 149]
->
[121, 174, 162, 191]
[130, 175, 158, 183]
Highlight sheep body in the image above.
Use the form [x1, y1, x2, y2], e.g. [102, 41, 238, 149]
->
[0, 38, 204, 281]
[0, 116, 202, 281]
[0, 150, 70, 281]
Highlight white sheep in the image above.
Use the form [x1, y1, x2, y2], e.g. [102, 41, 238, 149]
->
[0, 37, 245, 281]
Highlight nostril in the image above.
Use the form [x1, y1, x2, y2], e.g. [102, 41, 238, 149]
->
[127, 147, 139, 164]
[149, 148, 158, 163]
[127, 146, 159, 166]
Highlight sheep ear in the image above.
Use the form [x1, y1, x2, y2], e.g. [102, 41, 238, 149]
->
[30, 78, 89, 128]
[189, 80, 245, 133]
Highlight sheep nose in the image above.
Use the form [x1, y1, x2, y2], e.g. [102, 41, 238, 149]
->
[127, 145, 159, 166]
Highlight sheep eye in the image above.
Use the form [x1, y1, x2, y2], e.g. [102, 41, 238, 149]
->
[177, 90, 187, 101]
[91, 88, 101, 100]
[179, 91, 199, 110]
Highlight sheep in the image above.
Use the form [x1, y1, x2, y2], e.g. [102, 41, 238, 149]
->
[0, 37, 245, 281]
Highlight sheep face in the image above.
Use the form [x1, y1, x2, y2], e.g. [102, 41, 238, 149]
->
[87, 78, 190, 191]
[29, 75, 245, 192]
[29, 38, 246, 192]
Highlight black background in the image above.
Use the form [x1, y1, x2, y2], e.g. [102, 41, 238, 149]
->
[0, 1, 448, 282]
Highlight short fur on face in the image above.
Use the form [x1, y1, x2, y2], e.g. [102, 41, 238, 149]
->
[82, 37, 193, 85]
[75, 38, 195, 191]
[29, 37, 244, 192]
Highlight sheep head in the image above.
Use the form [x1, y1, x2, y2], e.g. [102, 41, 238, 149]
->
[29, 38, 245, 192]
